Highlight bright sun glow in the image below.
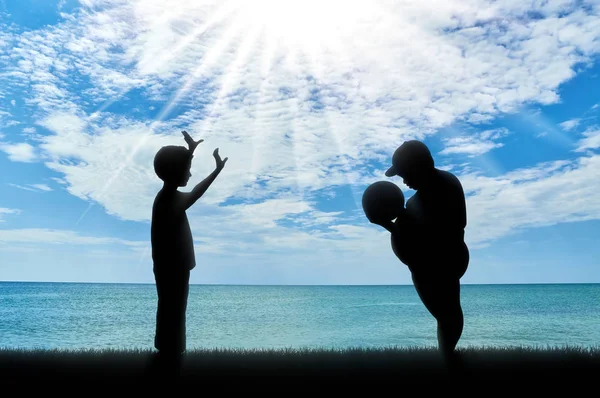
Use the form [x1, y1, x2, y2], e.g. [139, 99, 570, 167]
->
[235, 0, 372, 51]
[91, 0, 378, 214]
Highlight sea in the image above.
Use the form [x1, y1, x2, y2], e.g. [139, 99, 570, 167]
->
[1, 282, 599, 351]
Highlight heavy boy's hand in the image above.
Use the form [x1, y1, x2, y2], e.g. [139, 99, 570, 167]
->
[369, 216, 396, 234]
[182, 130, 204, 154]
[213, 148, 228, 171]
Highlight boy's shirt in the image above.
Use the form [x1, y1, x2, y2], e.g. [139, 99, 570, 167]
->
[151, 189, 196, 272]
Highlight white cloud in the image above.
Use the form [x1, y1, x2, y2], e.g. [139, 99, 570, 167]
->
[7, 183, 52, 192]
[1, 0, 600, 261]
[0, 142, 38, 162]
[0, 228, 145, 247]
[29, 184, 53, 191]
[575, 128, 600, 151]
[7, 183, 38, 192]
[4, 1, 600, 138]
[51, 177, 68, 185]
[461, 153, 600, 247]
[560, 118, 581, 131]
[3, 120, 20, 127]
[227, 197, 313, 228]
[440, 128, 510, 157]
[0, 207, 21, 222]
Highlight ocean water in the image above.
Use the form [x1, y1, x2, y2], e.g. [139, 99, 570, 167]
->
[1, 282, 599, 350]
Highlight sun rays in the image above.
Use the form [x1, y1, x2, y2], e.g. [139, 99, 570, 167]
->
[236, 0, 369, 53]
[78, 0, 399, 223]
[4, 0, 599, 290]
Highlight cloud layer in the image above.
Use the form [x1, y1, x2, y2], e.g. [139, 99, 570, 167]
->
[1, 0, 600, 263]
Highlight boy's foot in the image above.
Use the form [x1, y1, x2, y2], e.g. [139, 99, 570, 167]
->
[148, 350, 184, 380]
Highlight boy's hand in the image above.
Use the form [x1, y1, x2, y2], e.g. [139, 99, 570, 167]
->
[213, 148, 228, 171]
[182, 130, 204, 154]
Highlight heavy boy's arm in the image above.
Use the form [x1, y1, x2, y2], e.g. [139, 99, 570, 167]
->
[378, 219, 398, 234]
[176, 148, 228, 212]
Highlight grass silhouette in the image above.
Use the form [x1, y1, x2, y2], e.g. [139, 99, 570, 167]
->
[2, 345, 599, 391]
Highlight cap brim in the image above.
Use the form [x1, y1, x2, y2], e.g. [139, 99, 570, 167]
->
[385, 166, 397, 177]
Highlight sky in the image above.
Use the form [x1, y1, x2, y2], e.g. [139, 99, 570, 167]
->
[0, 0, 599, 285]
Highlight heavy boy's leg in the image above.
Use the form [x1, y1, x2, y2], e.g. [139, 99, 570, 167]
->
[411, 273, 463, 357]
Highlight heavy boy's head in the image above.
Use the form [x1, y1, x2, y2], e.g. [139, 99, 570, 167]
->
[385, 140, 435, 190]
[154, 145, 192, 186]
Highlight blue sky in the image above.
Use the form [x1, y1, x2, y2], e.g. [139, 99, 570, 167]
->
[0, 0, 599, 285]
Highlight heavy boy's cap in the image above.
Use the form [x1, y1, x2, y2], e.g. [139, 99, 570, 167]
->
[385, 140, 434, 177]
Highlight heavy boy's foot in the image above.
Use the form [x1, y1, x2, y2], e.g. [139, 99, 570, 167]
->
[442, 350, 466, 382]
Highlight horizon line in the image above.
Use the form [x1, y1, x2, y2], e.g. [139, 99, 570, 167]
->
[1, 280, 599, 286]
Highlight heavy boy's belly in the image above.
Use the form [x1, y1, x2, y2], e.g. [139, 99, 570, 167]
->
[391, 233, 469, 279]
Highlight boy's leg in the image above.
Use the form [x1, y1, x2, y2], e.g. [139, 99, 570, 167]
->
[154, 269, 190, 354]
[175, 270, 190, 354]
[154, 268, 168, 352]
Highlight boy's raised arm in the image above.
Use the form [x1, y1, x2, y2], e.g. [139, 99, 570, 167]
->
[176, 148, 228, 212]
[182, 130, 204, 154]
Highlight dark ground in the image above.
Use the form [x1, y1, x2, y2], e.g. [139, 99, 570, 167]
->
[1, 346, 598, 393]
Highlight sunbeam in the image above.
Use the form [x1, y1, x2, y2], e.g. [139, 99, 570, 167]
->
[519, 108, 576, 148]
[249, 28, 278, 194]
[76, 0, 381, 225]
[149, 0, 238, 75]
[259, 23, 278, 78]
[207, 23, 263, 110]
[302, 40, 363, 211]
[155, 14, 247, 122]
[87, 0, 238, 118]
[233, 0, 370, 54]
[187, 16, 264, 167]
[439, 124, 507, 176]
[74, 5, 253, 226]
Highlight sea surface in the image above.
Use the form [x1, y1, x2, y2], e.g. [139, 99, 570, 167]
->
[1, 282, 599, 350]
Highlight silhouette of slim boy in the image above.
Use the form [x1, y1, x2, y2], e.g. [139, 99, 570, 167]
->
[151, 131, 228, 355]
[374, 140, 469, 361]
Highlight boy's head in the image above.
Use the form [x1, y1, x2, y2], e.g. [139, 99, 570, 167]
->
[153, 145, 192, 187]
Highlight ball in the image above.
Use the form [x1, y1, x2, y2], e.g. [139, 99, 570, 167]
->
[362, 181, 405, 223]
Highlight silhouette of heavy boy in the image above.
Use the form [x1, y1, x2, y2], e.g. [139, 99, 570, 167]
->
[375, 140, 469, 361]
[151, 131, 227, 355]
